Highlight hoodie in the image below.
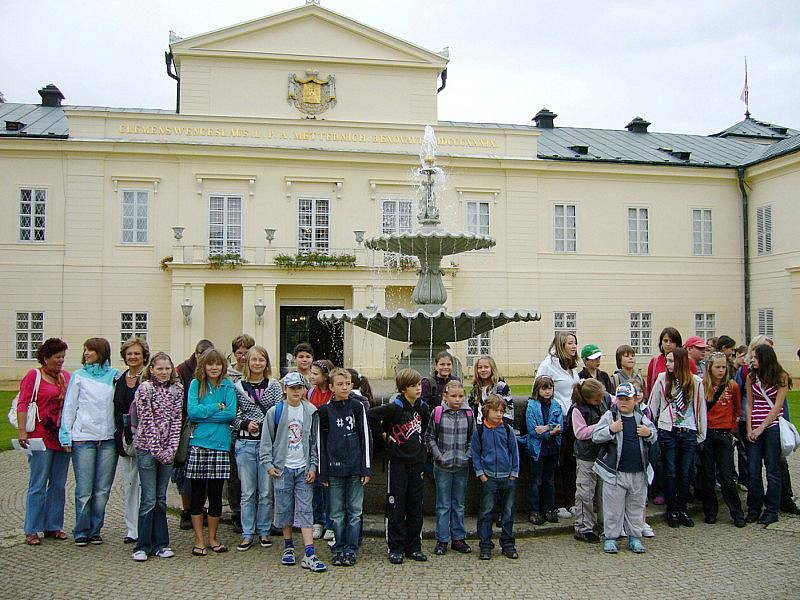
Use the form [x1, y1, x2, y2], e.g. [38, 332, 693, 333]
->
[367, 393, 429, 464]
[186, 378, 238, 451]
[471, 421, 520, 479]
[317, 392, 372, 481]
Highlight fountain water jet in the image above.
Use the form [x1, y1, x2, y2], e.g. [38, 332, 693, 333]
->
[319, 125, 540, 375]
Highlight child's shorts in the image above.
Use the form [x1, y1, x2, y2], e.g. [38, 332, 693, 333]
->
[273, 466, 314, 529]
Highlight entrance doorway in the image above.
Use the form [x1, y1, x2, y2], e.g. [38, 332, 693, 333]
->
[280, 306, 344, 373]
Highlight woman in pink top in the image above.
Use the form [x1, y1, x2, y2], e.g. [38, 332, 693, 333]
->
[745, 344, 790, 526]
[17, 338, 71, 546]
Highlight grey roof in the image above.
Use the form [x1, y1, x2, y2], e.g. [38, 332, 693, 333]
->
[0, 102, 798, 168]
[711, 117, 799, 140]
[536, 126, 765, 168]
[0, 103, 68, 137]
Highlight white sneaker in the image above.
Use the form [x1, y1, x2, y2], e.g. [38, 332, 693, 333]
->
[557, 507, 573, 519]
[155, 547, 175, 558]
[327, 534, 336, 547]
[642, 523, 655, 538]
[300, 553, 327, 573]
[323, 529, 335, 541]
[132, 550, 148, 562]
[569, 506, 577, 517]
[312, 524, 323, 539]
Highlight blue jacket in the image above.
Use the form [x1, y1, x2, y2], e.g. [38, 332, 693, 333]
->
[317, 394, 373, 481]
[187, 378, 238, 451]
[471, 422, 519, 479]
[524, 397, 564, 460]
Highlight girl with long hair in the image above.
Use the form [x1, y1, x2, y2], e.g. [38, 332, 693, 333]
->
[648, 347, 706, 528]
[468, 355, 513, 426]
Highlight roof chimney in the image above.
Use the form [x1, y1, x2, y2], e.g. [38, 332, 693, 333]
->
[625, 116, 650, 133]
[38, 84, 64, 107]
[533, 108, 557, 129]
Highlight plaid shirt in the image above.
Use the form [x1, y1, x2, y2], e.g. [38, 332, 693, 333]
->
[425, 407, 473, 470]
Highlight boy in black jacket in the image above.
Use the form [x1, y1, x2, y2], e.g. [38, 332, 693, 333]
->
[368, 368, 430, 565]
[318, 369, 372, 567]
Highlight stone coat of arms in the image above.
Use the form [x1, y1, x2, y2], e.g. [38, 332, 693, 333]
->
[288, 70, 336, 116]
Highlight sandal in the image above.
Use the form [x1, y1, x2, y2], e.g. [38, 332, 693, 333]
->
[25, 534, 41, 546]
[237, 538, 254, 551]
[191, 546, 208, 557]
[210, 543, 228, 553]
[43, 530, 68, 540]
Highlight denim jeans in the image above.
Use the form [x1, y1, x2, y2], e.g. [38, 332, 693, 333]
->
[235, 439, 273, 537]
[328, 475, 364, 555]
[700, 429, 744, 521]
[477, 476, 516, 551]
[657, 428, 697, 514]
[71, 439, 118, 538]
[747, 425, 782, 518]
[526, 454, 556, 514]
[274, 467, 314, 529]
[433, 464, 468, 543]
[313, 479, 333, 529]
[24, 448, 70, 534]
[135, 451, 172, 555]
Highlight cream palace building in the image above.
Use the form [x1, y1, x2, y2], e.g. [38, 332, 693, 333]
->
[1, 2, 799, 380]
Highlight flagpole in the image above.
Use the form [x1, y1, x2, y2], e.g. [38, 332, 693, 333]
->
[741, 57, 750, 119]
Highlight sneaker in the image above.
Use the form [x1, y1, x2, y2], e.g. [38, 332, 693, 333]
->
[281, 547, 296, 566]
[343, 553, 356, 567]
[528, 513, 546, 525]
[74, 537, 89, 547]
[479, 549, 492, 560]
[545, 510, 560, 523]
[405, 551, 428, 562]
[556, 507, 573, 519]
[179, 510, 192, 530]
[569, 506, 577, 517]
[627, 537, 646, 554]
[155, 548, 175, 558]
[745, 512, 761, 523]
[603, 538, 618, 554]
[89, 535, 103, 545]
[331, 553, 344, 567]
[389, 552, 404, 564]
[326, 533, 336, 547]
[451, 539, 472, 554]
[259, 536, 273, 548]
[323, 529, 335, 541]
[642, 523, 655, 538]
[312, 524, 323, 539]
[574, 531, 599, 543]
[301, 554, 327, 573]
[434, 541, 447, 555]
[678, 512, 695, 527]
[123, 536, 137, 544]
[132, 550, 148, 561]
[758, 513, 779, 526]
[704, 515, 717, 525]
[666, 512, 680, 528]
[653, 495, 666, 506]
[734, 518, 746, 528]
[501, 547, 519, 559]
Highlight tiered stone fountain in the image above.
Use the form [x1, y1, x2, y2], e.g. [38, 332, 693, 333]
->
[319, 126, 540, 375]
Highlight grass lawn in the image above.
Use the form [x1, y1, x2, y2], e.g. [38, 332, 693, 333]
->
[0, 391, 17, 452]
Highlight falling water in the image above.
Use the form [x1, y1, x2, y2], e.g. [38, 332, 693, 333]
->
[429, 315, 434, 369]
[407, 316, 412, 369]
[361, 317, 371, 367]
[452, 316, 458, 343]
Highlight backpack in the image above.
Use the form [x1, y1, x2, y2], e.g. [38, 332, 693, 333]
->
[432, 404, 474, 444]
[274, 401, 286, 427]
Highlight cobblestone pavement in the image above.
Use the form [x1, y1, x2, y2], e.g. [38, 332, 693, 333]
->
[1, 450, 798, 600]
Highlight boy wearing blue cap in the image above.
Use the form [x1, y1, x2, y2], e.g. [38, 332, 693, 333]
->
[592, 383, 657, 554]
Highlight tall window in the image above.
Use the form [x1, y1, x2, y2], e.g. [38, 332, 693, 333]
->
[208, 195, 242, 255]
[756, 205, 773, 255]
[695, 312, 715, 340]
[627, 207, 649, 255]
[466, 332, 492, 368]
[629, 312, 652, 355]
[757, 308, 774, 338]
[16, 311, 44, 359]
[554, 203, 576, 252]
[692, 209, 712, 255]
[382, 198, 414, 267]
[465, 201, 490, 236]
[19, 188, 47, 242]
[121, 190, 149, 244]
[298, 197, 330, 254]
[553, 311, 577, 335]
[121, 312, 148, 345]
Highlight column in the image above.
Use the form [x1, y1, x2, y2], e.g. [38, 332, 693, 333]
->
[189, 283, 206, 349]
[170, 283, 186, 360]
[261, 284, 278, 365]
[242, 284, 257, 338]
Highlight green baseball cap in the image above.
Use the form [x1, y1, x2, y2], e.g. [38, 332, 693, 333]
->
[581, 344, 602, 360]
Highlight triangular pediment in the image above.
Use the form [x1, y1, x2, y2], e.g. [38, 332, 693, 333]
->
[171, 4, 448, 68]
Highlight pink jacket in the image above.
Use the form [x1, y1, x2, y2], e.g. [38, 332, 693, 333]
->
[133, 379, 183, 464]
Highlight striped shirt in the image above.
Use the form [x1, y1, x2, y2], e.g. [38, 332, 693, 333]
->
[750, 377, 778, 429]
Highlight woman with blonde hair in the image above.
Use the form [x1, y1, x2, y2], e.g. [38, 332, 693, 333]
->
[232, 346, 282, 550]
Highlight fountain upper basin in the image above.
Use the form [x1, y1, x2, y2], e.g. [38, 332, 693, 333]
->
[317, 307, 541, 343]
[365, 230, 495, 256]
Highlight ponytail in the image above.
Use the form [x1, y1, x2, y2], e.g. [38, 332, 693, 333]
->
[572, 378, 605, 406]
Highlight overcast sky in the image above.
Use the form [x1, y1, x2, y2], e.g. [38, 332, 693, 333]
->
[3, 0, 799, 134]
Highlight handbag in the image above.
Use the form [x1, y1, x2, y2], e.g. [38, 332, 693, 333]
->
[757, 382, 800, 458]
[8, 369, 42, 432]
[174, 420, 196, 466]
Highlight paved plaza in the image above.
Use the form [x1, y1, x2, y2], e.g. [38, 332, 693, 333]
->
[1, 449, 798, 600]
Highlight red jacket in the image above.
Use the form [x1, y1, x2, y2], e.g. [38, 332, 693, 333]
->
[706, 381, 741, 432]
[18, 368, 71, 451]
